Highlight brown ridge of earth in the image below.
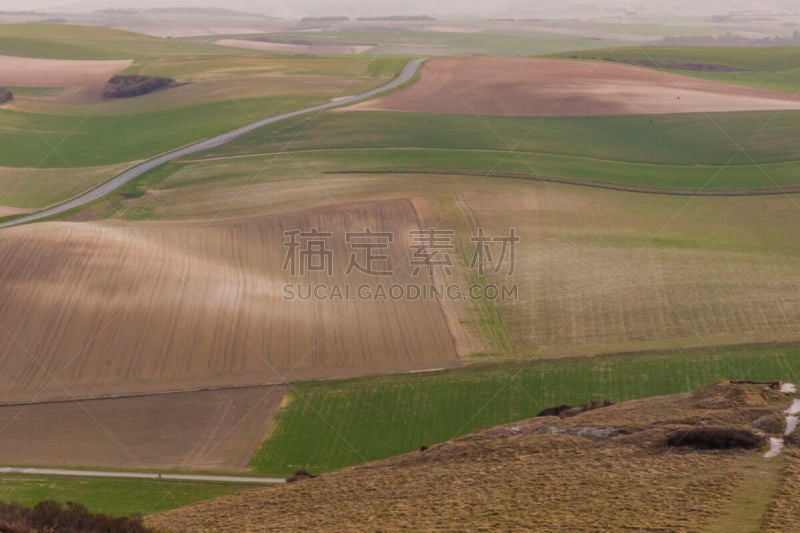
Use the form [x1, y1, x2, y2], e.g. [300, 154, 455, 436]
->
[147, 381, 799, 531]
[326, 169, 800, 197]
[340, 57, 800, 116]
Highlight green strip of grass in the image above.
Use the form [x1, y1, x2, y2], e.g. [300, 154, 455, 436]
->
[0, 475, 252, 517]
[206, 110, 800, 168]
[251, 342, 800, 476]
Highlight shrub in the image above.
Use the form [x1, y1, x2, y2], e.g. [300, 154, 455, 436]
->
[0, 500, 152, 532]
[537, 400, 615, 418]
[667, 427, 765, 450]
[103, 75, 175, 99]
[286, 469, 317, 483]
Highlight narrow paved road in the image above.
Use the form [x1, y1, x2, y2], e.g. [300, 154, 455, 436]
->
[0, 58, 425, 230]
[0, 466, 284, 484]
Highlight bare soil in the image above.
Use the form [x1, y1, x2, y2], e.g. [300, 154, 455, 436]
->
[343, 57, 800, 116]
[0, 199, 459, 403]
[0, 386, 285, 472]
[0, 55, 132, 102]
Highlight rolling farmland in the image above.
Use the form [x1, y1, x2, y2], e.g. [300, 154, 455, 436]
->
[3, 20, 800, 529]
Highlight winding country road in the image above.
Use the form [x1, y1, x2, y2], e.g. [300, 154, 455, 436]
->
[0, 58, 425, 230]
[0, 466, 284, 484]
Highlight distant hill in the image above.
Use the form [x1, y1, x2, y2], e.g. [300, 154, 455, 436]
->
[657, 31, 800, 46]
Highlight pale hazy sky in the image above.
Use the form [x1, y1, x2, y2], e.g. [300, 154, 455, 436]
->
[2, 0, 798, 19]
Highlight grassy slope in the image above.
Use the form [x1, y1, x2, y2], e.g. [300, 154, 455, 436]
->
[0, 95, 324, 168]
[192, 30, 624, 57]
[0, 474, 251, 517]
[251, 342, 800, 475]
[191, 110, 800, 191]
[554, 45, 800, 93]
[0, 24, 253, 59]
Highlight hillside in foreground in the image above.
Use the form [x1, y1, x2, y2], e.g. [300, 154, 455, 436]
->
[148, 381, 800, 531]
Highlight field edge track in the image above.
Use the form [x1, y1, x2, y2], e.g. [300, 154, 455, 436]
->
[328, 169, 800, 196]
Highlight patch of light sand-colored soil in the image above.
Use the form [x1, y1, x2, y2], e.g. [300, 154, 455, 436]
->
[0, 55, 132, 102]
[215, 39, 372, 55]
[342, 57, 800, 116]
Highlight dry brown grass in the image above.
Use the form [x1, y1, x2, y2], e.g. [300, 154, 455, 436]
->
[0, 386, 285, 471]
[0, 55, 132, 102]
[343, 57, 800, 116]
[147, 382, 794, 531]
[762, 449, 800, 531]
[0, 199, 459, 403]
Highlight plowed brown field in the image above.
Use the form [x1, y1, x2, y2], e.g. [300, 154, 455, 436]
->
[343, 57, 800, 116]
[0, 199, 459, 403]
[0, 55, 132, 102]
[0, 386, 285, 471]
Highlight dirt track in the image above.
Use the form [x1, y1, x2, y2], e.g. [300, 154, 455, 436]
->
[330, 169, 800, 196]
[343, 57, 800, 116]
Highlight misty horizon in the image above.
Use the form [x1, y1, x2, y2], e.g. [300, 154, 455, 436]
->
[3, 0, 799, 20]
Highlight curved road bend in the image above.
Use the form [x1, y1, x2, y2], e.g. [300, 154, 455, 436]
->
[0, 58, 426, 230]
[0, 466, 285, 484]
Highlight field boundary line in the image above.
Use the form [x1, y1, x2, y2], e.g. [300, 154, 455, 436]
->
[0, 467, 284, 484]
[328, 169, 800, 196]
[183, 145, 800, 168]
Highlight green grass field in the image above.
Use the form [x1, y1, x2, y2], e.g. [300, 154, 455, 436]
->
[0, 474, 252, 517]
[187, 110, 800, 191]
[204, 110, 800, 166]
[0, 24, 255, 59]
[0, 95, 323, 168]
[251, 342, 800, 476]
[555, 45, 800, 93]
